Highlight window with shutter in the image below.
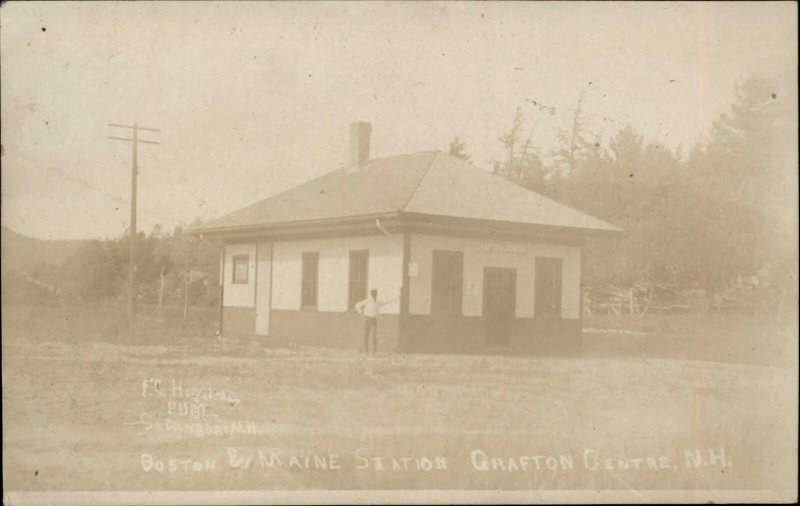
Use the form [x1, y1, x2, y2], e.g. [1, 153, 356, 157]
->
[348, 250, 369, 310]
[431, 250, 463, 315]
[301, 252, 319, 309]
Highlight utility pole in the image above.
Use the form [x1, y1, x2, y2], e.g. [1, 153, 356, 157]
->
[108, 123, 160, 338]
[157, 266, 166, 320]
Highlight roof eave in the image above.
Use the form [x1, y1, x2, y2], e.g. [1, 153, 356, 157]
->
[191, 211, 623, 241]
[398, 212, 624, 239]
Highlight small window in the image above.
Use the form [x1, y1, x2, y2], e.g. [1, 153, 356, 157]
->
[348, 250, 369, 310]
[232, 255, 249, 284]
[431, 250, 463, 315]
[301, 252, 319, 309]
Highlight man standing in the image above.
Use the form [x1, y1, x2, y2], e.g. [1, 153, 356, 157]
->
[355, 289, 395, 354]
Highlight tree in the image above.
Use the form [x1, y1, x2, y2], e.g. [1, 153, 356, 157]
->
[689, 74, 793, 268]
[154, 223, 221, 305]
[488, 75, 790, 296]
[448, 137, 471, 161]
[62, 239, 123, 300]
[493, 106, 551, 194]
[552, 92, 598, 177]
[58, 222, 221, 305]
[552, 121, 752, 292]
[694, 76, 788, 207]
[495, 107, 525, 173]
[554, 124, 648, 220]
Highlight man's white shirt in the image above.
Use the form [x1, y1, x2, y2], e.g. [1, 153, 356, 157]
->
[355, 297, 391, 318]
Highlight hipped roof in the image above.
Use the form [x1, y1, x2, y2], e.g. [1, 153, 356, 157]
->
[193, 151, 622, 236]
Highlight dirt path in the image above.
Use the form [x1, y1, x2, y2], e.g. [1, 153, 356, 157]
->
[3, 336, 795, 492]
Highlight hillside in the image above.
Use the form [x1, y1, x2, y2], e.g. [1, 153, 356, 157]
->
[1, 226, 86, 272]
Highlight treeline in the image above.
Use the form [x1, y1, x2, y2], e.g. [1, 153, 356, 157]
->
[453, 75, 794, 296]
[33, 224, 221, 306]
[13, 75, 792, 307]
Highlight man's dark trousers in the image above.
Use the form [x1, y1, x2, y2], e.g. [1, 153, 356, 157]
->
[363, 317, 377, 354]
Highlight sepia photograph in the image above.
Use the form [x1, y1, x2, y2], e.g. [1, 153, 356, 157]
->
[1, 1, 798, 504]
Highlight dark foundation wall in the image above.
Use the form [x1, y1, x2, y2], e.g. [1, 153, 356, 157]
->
[404, 315, 581, 354]
[526, 318, 582, 354]
[270, 310, 401, 352]
[223, 307, 578, 354]
[223, 307, 256, 336]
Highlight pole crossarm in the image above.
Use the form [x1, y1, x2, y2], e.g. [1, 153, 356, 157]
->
[109, 123, 160, 132]
[107, 136, 160, 145]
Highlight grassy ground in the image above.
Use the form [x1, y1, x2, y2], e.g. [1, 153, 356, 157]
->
[2, 302, 797, 493]
[583, 312, 796, 366]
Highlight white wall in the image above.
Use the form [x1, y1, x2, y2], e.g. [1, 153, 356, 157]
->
[225, 233, 580, 319]
[222, 243, 256, 308]
[255, 242, 272, 335]
[271, 235, 403, 314]
[408, 234, 581, 319]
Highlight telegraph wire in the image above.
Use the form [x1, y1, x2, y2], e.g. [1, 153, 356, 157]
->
[6, 146, 198, 229]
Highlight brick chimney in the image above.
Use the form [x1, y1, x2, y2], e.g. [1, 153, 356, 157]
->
[348, 121, 372, 171]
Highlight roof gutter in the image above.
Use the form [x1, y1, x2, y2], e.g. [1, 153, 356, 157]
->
[192, 211, 624, 242]
[375, 218, 404, 245]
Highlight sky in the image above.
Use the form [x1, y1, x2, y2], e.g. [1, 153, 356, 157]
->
[1, 1, 797, 240]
